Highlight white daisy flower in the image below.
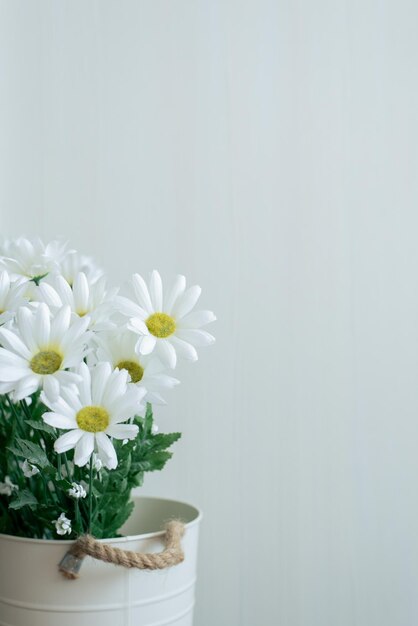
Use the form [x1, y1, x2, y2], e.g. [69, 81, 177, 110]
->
[116, 270, 216, 369]
[54, 512, 72, 536]
[36, 272, 117, 331]
[67, 482, 87, 499]
[42, 362, 146, 470]
[58, 250, 104, 286]
[92, 328, 179, 405]
[21, 460, 40, 478]
[0, 303, 90, 401]
[0, 237, 67, 284]
[0, 271, 28, 325]
[0, 476, 18, 496]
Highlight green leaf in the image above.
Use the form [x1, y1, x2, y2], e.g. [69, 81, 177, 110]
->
[133, 450, 173, 472]
[103, 500, 135, 537]
[9, 489, 38, 510]
[144, 402, 153, 435]
[7, 438, 50, 469]
[24, 419, 55, 436]
[55, 479, 73, 491]
[149, 432, 181, 451]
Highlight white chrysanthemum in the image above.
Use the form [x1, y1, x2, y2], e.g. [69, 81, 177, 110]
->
[36, 272, 116, 331]
[0, 237, 67, 283]
[54, 512, 72, 536]
[0, 476, 18, 496]
[0, 303, 90, 400]
[0, 271, 28, 325]
[116, 270, 216, 369]
[93, 329, 179, 405]
[67, 482, 87, 499]
[58, 250, 104, 286]
[21, 460, 40, 477]
[42, 362, 146, 470]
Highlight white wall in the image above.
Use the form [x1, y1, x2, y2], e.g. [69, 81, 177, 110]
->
[2, 1, 418, 624]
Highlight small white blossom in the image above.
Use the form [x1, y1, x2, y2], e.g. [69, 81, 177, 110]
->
[54, 512, 72, 536]
[151, 423, 159, 435]
[67, 482, 87, 499]
[21, 460, 40, 478]
[0, 476, 18, 496]
[92, 453, 103, 472]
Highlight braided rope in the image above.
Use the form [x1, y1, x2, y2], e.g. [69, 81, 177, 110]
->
[59, 520, 185, 580]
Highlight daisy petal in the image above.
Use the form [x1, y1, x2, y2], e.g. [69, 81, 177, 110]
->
[156, 339, 177, 368]
[176, 329, 215, 347]
[138, 334, 157, 355]
[16, 307, 38, 352]
[0, 366, 31, 382]
[128, 317, 148, 335]
[14, 375, 40, 400]
[149, 270, 163, 311]
[38, 283, 62, 308]
[146, 391, 166, 405]
[106, 424, 139, 440]
[60, 314, 90, 351]
[77, 362, 92, 405]
[132, 273, 153, 313]
[53, 276, 74, 306]
[164, 275, 186, 313]
[91, 362, 112, 404]
[172, 286, 202, 319]
[35, 303, 51, 348]
[170, 336, 198, 361]
[74, 432, 95, 467]
[0, 271, 10, 300]
[43, 411, 77, 430]
[50, 305, 71, 344]
[115, 296, 146, 319]
[73, 272, 89, 313]
[54, 429, 84, 454]
[177, 310, 216, 329]
[95, 432, 117, 470]
[0, 348, 28, 367]
[0, 327, 31, 360]
[108, 387, 145, 422]
[43, 375, 60, 401]
[101, 368, 128, 407]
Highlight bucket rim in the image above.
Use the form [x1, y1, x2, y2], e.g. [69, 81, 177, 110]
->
[0, 495, 202, 545]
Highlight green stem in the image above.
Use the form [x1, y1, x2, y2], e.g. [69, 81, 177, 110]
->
[63, 453, 72, 480]
[88, 456, 93, 534]
[41, 473, 59, 505]
[75, 499, 83, 535]
[19, 400, 32, 423]
[5, 396, 25, 437]
[57, 454, 62, 480]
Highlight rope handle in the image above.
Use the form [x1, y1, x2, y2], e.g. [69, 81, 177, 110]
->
[59, 520, 185, 580]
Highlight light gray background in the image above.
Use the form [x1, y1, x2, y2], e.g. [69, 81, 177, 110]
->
[1, 2, 418, 625]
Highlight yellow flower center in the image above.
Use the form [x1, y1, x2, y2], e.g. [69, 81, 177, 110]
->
[76, 406, 110, 433]
[146, 312, 176, 338]
[30, 350, 63, 375]
[116, 360, 144, 383]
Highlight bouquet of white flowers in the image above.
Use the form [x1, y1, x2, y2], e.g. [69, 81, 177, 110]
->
[0, 238, 215, 540]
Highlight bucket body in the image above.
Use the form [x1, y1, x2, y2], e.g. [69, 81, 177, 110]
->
[0, 496, 201, 626]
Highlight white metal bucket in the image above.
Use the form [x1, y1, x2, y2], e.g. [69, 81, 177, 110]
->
[0, 496, 202, 626]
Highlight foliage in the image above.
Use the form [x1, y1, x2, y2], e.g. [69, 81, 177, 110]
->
[0, 395, 180, 539]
